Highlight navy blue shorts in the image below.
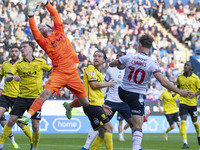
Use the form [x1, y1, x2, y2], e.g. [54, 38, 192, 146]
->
[117, 112, 124, 121]
[104, 100, 131, 121]
[0, 115, 6, 121]
[118, 86, 145, 116]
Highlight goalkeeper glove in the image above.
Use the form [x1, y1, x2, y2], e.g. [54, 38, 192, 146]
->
[33, 0, 48, 5]
[27, 0, 37, 16]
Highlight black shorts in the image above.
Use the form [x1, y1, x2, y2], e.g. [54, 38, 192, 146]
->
[10, 97, 41, 120]
[165, 112, 179, 126]
[179, 104, 197, 118]
[0, 95, 16, 110]
[118, 86, 145, 116]
[83, 105, 110, 131]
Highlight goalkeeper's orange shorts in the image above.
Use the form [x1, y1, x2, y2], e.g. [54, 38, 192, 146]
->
[44, 67, 87, 98]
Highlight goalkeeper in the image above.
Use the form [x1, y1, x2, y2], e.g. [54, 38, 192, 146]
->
[18, 0, 89, 125]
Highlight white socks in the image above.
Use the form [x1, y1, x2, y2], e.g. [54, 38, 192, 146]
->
[83, 128, 98, 149]
[8, 134, 15, 143]
[132, 129, 143, 150]
[26, 113, 32, 119]
[67, 103, 72, 111]
[0, 144, 3, 148]
[183, 139, 188, 144]
[119, 133, 125, 141]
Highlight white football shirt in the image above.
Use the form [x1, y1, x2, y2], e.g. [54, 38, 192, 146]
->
[104, 66, 125, 103]
[119, 52, 160, 95]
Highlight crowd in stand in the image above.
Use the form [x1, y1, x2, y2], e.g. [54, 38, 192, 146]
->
[154, 0, 200, 53]
[0, 0, 199, 100]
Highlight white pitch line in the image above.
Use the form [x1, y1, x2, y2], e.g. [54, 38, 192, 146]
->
[5, 143, 153, 150]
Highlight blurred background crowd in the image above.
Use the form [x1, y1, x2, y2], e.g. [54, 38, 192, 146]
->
[0, 0, 199, 100]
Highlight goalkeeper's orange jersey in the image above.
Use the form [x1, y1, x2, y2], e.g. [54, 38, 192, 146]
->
[29, 3, 79, 69]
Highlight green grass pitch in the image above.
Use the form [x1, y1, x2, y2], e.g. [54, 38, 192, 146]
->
[3, 133, 199, 150]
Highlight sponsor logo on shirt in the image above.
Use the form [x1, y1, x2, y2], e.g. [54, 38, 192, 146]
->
[90, 71, 95, 76]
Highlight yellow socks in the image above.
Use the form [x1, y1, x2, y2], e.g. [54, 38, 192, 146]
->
[33, 131, 40, 149]
[0, 125, 12, 144]
[166, 127, 172, 133]
[181, 120, 187, 141]
[90, 135, 104, 150]
[22, 125, 33, 143]
[193, 121, 200, 136]
[104, 132, 113, 150]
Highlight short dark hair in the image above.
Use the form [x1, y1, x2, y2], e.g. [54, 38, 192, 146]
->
[185, 61, 194, 71]
[21, 41, 35, 51]
[93, 50, 107, 60]
[139, 34, 154, 49]
[10, 44, 19, 50]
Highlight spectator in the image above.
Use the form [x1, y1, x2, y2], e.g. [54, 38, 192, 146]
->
[194, 38, 200, 53]
[104, 40, 116, 52]
[165, 14, 174, 29]
[151, 0, 159, 17]
[188, 0, 197, 11]
[175, 0, 183, 10]
[78, 49, 87, 62]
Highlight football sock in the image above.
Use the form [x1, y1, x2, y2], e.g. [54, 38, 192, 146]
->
[22, 125, 33, 143]
[0, 125, 12, 144]
[33, 131, 40, 149]
[181, 120, 187, 143]
[83, 128, 98, 149]
[132, 129, 143, 150]
[166, 127, 172, 133]
[70, 98, 81, 108]
[28, 98, 44, 117]
[8, 134, 15, 143]
[90, 135, 104, 150]
[119, 133, 123, 138]
[193, 121, 200, 136]
[104, 132, 113, 150]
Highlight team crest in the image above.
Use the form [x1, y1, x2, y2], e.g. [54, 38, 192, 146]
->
[90, 71, 95, 76]
[134, 56, 138, 59]
[93, 118, 99, 125]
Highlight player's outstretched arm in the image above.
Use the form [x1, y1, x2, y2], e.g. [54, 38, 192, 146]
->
[89, 80, 115, 89]
[28, 0, 46, 46]
[154, 72, 193, 97]
[44, 2, 64, 32]
[109, 59, 119, 67]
